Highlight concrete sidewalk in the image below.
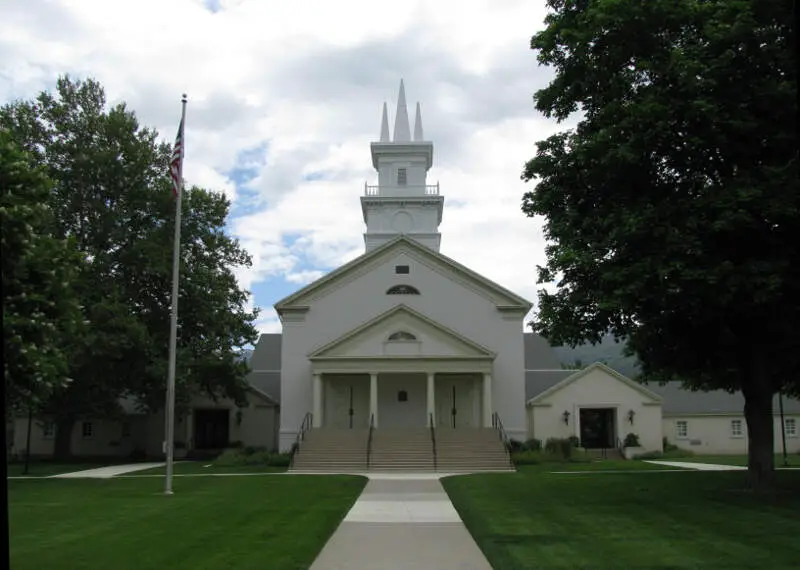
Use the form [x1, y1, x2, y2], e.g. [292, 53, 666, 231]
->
[644, 460, 745, 471]
[50, 462, 166, 478]
[310, 474, 492, 570]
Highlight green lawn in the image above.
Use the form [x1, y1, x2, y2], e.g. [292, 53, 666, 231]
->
[443, 469, 800, 569]
[673, 454, 800, 467]
[9, 474, 366, 570]
[128, 461, 288, 476]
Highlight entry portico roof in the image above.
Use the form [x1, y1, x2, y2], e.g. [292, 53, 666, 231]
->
[526, 362, 663, 406]
[307, 303, 496, 361]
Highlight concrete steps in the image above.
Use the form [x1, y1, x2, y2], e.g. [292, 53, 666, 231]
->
[435, 428, 515, 472]
[370, 429, 434, 471]
[289, 427, 515, 473]
[290, 428, 368, 472]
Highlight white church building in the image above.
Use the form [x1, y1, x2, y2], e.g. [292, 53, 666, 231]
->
[10, 82, 800, 467]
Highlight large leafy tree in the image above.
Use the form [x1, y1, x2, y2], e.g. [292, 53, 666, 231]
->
[1, 77, 259, 456]
[522, 0, 797, 489]
[1, 129, 85, 413]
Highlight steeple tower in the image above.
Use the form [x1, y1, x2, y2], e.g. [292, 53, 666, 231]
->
[362, 80, 443, 253]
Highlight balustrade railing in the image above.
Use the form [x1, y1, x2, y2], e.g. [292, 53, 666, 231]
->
[364, 182, 440, 196]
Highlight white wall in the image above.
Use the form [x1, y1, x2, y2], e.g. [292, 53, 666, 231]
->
[11, 389, 279, 459]
[527, 367, 663, 452]
[11, 416, 142, 458]
[279, 246, 529, 450]
[662, 414, 800, 454]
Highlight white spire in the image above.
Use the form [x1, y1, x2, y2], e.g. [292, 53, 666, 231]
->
[413, 102, 424, 141]
[392, 79, 411, 142]
[379, 102, 390, 142]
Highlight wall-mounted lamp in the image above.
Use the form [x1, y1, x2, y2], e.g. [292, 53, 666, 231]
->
[562, 410, 571, 425]
[627, 410, 636, 425]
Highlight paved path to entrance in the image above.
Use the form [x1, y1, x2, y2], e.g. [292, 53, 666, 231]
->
[50, 462, 166, 478]
[309, 473, 493, 570]
[644, 460, 745, 471]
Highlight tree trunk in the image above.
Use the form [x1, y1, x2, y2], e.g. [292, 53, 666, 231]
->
[53, 417, 76, 460]
[742, 354, 775, 491]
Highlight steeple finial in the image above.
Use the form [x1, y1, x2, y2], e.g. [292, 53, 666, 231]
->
[392, 79, 411, 142]
[413, 102, 424, 141]
[379, 102, 390, 142]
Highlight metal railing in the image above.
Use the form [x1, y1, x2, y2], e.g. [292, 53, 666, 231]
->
[289, 412, 313, 469]
[366, 413, 375, 470]
[429, 412, 437, 472]
[364, 182, 440, 196]
[492, 412, 515, 469]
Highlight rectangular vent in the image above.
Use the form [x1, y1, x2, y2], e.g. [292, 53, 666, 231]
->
[395, 265, 409, 274]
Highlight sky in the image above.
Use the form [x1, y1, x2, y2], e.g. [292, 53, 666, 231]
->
[0, 0, 576, 338]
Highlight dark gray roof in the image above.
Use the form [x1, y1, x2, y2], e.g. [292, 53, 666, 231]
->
[248, 371, 281, 405]
[645, 381, 800, 415]
[249, 334, 281, 370]
[526, 370, 573, 401]
[246, 334, 282, 402]
[524, 333, 562, 370]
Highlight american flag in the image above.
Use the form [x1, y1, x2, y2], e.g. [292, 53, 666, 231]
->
[169, 117, 184, 198]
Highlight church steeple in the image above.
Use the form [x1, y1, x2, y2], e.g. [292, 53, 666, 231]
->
[379, 102, 390, 142]
[392, 79, 411, 142]
[363, 81, 443, 253]
[413, 102, 424, 141]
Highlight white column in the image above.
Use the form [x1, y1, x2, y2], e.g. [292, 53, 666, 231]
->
[482, 372, 493, 428]
[426, 372, 436, 427]
[369, 372, 379, 428]
[312, 373, 323, 428]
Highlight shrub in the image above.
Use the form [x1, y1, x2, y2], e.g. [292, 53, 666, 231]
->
[567, 435, 581, 449]
[544, 437, 576, 459]
[523, 438, 542, 452]
[268, 453, 292, 467]
[663, 437, 680, 452]
[212, 447, 291, 467]
[506, 439, 524, 453]
[512, 451, 545, 465]
[623, 433, 641, 448]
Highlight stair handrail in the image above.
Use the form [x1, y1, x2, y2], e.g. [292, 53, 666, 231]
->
[289, 412, 313, 469]
[366, 413, 375, 470]
[429, 412, 437, 472]
[492, 412, 515, 469]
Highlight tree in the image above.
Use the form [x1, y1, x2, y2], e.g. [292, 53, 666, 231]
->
[1, 77, 259, 457]
[1, 129, 85, 414]
[521, 0, 797, 489]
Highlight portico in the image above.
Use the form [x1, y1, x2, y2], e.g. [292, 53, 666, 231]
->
[309, 362, 494, 430]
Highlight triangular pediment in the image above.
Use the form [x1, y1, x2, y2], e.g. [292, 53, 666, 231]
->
[526, 362, 663, 406]
[308, 304, 495, 360]
[275, 236, 532, 317]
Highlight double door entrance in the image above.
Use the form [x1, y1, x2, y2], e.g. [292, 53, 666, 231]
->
[436, 377, 477, 428]
[579, 408, 616, 449]
[325, 377, 370, 429]
[321, 373, 480, 429]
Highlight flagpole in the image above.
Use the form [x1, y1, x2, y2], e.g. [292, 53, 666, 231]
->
[164, 94, 187, 495]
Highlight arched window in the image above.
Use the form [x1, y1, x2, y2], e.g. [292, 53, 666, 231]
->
[386, 284, 420, 295]
[388, 331, 417, 341]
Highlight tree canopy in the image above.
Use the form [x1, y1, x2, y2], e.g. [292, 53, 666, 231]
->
[1, 77, 259, 456]
[1, 129, 85, 413]
[522, 0, 797, 488]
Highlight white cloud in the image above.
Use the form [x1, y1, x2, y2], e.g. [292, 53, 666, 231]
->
[1, 0, 569, 336]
